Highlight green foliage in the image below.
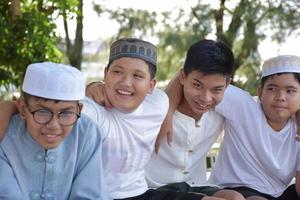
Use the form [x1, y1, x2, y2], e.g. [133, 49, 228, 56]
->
[95, 0, 300, 94]
[0, 1, 62, 88]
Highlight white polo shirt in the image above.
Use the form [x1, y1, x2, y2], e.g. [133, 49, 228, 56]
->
[145, 109, 224, 188]
[82, 89, 169, 199]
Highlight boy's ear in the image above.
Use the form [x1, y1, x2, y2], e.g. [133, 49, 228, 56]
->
[178, 69, 186, 85]
[225, 77, 232, 87]
[148, 79, 156, 93]
[16, 98, 26, 119]
[78, 103, 83, 112]
[104, 66, 109, 80]
[257, 85, 263, 99]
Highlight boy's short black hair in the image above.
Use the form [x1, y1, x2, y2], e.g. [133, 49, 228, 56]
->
[183, 39, 234, 79]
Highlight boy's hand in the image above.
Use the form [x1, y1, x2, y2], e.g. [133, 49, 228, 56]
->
[86, 82, 112, 108]
[0, 101, 18, 141]
[155, 112, 173, 154]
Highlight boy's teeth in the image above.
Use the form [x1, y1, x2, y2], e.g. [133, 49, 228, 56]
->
[118, 90, 132, 95]
[46, 134, 57, 138]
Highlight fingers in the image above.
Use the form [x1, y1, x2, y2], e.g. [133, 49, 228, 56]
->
[154, 134, 162, 154]
[296, 125, 300, 141]
[167, 130, 173, 146]
[86, 82, 106, 106]
[103, 89, 113, 109]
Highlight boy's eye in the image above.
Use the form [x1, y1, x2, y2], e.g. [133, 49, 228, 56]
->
[287, 89, 297, 94]
[266, 87, 276, 91]
[213, 88, 223, 93]
[134, 74, 144, 79]
[193, 83, 201, 88]
[113, 70, 122, 74]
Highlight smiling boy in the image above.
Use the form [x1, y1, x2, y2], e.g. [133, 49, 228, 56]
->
[0, 62, 109, 199]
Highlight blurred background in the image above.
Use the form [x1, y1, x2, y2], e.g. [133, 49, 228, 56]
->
[1, 0, 300, 100]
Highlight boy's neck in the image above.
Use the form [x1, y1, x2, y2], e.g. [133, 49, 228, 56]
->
[266, 118, 289, 132]
[177, 99, 203, 122]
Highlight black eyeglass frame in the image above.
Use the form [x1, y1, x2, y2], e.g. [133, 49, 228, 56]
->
[25, 105, 81, 126]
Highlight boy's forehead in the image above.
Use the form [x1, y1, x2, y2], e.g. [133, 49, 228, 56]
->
[27, 96, 78, 108]
[110, 57, 149, 70]
[263, 74, 300, 89]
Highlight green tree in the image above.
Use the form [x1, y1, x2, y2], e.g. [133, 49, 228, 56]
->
[0, 0, 61, 89]
[0, 0, 83, 92]
[96, 0, 300, 94]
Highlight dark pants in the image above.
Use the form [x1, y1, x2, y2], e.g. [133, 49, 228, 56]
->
[227, 184, 300, 199]
[115, 189, 204, 200]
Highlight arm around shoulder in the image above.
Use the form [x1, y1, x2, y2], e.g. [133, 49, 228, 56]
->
[0, 101, 18, 141]
[296, 172, 300, 197]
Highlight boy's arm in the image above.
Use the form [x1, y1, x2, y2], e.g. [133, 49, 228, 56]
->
[0, 101, 18, 141]
[85, 81, 112, 108]
[296, 110, 300, 141]
[155, 71, 183, 153]
[0, 148, 22, 199]
[296, 171, 300, 196]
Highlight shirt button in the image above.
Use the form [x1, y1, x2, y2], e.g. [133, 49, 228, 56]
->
[35, 152, 44, 162]
[188, 150, 194, 153]
[46, 152, 56, 163]
[46, 192, 54, 200]
[30, 191, 40, 200]
[183, 171, 189, 174]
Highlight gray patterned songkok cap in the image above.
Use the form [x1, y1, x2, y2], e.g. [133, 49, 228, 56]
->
[109, 38, 157, 67]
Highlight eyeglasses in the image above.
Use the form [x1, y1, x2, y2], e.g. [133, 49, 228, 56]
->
[26, 107, 80, 126]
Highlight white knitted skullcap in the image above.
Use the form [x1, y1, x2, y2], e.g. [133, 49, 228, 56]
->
[22, 62, 85, 100]
[261, 55, 300, 77]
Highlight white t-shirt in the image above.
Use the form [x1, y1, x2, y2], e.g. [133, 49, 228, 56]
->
[82, 89, 169, 199]
[209, 85, 300, 197]
[145, 109, 224, 188]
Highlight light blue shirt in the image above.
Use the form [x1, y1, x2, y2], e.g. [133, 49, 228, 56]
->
[0, 114, 110, 200]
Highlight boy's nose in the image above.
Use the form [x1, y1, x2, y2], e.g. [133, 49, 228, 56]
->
[201, 91, 213, 101]
[121, 75, 133, 86]
[274, 90, 286, 101]
[46, 115, 61, 129]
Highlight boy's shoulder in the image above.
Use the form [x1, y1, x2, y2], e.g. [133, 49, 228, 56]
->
[4, 114, 25, 140]
[73, 113, 102, 137]
[145, 88, 168, 106]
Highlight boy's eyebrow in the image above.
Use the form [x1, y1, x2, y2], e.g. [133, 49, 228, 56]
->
[193, 78, 226, 88]
[111, 64, 147, 74]
[30, 104, 77, 111]
[266, 83, 299, 89]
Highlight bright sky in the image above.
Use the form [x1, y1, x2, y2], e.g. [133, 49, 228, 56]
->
[55, 0, 300, 61]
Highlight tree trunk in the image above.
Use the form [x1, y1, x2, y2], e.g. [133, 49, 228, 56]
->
[63, 0, 83, 70]
[69, 0, 83, 69]
[9, 0, 21, 21]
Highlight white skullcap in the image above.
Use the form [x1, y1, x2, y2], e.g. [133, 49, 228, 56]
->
[261, 55, 300, 77]
[22, 62, 85, 100]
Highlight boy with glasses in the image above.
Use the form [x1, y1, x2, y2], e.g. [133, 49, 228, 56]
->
[0, 62, 110, 199]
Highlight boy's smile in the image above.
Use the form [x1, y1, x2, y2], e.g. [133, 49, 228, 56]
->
[178, 70, 228, 120]
[17, 98, 81, 149]
[104, 57, 156, 112]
